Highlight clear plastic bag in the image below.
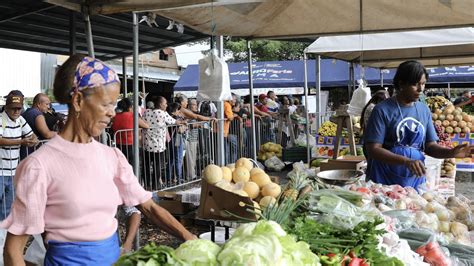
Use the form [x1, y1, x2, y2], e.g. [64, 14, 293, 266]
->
[383, 210, 416, 232]
[264, 156, 285, 171]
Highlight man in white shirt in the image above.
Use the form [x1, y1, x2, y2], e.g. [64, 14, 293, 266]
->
[0, 90, 37, 220]
[266, 90, 280, 113]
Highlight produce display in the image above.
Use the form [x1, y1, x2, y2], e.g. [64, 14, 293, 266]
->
[432, 104, 473, 134]
[318, 121, 337, 137]
[119, 156, 474, 266]
[117, 221, 320, 266]
[257, 142, 283, 161]
[441, 158, 456, 178]
[426, 96, 451, 112]
[202, 158, 281, 208]
[346, 182, 474, 246]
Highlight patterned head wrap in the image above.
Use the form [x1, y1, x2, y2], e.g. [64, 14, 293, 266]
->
[71, 56, 120, 95]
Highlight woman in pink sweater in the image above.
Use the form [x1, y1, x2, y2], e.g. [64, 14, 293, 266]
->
[1, 55, 196, 265]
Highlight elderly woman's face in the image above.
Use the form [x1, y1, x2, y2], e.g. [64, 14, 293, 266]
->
[399, 74, 427, 103]
[79, 83, 120, 137]
[189, 100, 198, 112]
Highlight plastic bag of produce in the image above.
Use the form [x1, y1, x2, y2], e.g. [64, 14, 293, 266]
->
[287, 161, 316, 180]
[415, 241, 453, 266]
[264, 156, 285, 172]
[307, 193, 380, 230]
[294, 133, 315, 147]
[383, 210, 416, 231]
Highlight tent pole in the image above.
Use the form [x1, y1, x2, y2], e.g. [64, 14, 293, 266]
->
[380, 69, 384, 87]
[448, 83, 451, 99]
[304, 53, 311, 164]
[316, 56, 321, 131]
[132, 11, 140, 250]
[216, 36, 225, 165]
[83, 8, 95, 58]
[123, 56, 128, 96]
[349, 62, 355, 99]
[247, 40, 257, 161]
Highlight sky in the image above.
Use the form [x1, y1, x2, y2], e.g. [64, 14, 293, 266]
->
[173, 43, 209, 67]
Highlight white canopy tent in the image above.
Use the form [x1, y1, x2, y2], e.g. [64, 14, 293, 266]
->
[47, 0, 474, 38]
[305, 27, 474, 68]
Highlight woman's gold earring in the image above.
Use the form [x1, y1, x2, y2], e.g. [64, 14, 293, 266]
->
[76, 111, 80, 119]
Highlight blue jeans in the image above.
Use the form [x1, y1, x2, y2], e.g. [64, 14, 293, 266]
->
[225, 135, 238, 165]
[0, 176, 14, 220]
[169, 136, 185, 182]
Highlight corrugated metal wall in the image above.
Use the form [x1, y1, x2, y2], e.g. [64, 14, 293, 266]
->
[0, 48, 41, 97]
[41, 54, 57, 94]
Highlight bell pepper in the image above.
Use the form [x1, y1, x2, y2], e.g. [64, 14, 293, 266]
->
[320, 253, 342, 266]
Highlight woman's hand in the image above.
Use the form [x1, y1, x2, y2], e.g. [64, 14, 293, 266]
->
[451, 143, 474, 158]
[405, 159, 426, 177]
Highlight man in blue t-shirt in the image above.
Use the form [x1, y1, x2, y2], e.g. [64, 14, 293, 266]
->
[21, 93, 56, 158]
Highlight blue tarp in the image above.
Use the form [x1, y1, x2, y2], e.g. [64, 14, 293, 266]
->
[174, 60, 474, 91]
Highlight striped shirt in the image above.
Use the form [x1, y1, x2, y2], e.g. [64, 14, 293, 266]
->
[0, 111, 33, 176]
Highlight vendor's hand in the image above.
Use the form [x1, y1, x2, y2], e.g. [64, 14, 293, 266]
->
[405, 159, 426, 177]
[451, 143, 474, 158]
[183, 233, 198, 241]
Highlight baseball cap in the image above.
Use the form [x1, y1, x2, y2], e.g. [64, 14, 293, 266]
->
[5, 90, 24, 108]
[258, 94, 267, 101]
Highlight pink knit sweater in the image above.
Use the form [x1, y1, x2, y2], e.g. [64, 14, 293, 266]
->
[1, 135, 151, 242]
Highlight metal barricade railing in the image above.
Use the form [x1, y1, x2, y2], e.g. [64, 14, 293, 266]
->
[1, 140, 48, 220]
[113, 120, 220, 191]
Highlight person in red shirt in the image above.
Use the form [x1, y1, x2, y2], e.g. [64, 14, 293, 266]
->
[255, 93, 270, 113]
[112, 98, 149, 165]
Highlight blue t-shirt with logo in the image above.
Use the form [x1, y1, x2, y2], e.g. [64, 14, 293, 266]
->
[364, 98, 438, 149]
[364, 98, 438, 189]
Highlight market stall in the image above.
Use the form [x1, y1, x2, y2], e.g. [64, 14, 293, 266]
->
[117, 158, 474, 265]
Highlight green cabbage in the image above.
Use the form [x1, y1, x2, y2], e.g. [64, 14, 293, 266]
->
[174, 239, 221, 266]
[217, 233, 282, 266]
[279, 235, 321, 266]
[218, 220, 320, 266]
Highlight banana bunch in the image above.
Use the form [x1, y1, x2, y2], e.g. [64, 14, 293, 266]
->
[426, 96, 450, 112]
[318, 121, 337, 136]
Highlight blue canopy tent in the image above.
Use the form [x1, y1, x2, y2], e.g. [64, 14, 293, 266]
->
[175, 60, 474, 95]
[174, 59, 351, 93]
[354, 65, 474, 86]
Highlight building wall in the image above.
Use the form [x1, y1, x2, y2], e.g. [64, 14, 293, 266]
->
[0, 48, 41, 97]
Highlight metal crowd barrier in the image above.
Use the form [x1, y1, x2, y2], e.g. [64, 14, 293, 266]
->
[1, 140, 48, 220]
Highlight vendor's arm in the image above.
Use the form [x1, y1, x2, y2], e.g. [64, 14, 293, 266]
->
[4, 233, 29, 266]
[425, 141, 474, 158]
[137, 200, 195, 241]
[366, 143, 426, 176]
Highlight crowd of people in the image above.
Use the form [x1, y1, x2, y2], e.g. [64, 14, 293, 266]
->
[110, 91, 304, 189]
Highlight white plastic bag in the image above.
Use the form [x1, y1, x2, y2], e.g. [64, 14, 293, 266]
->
[295, 133, 316, 147]
[197, 52, 232, 101]
[348, 79, 371, 116]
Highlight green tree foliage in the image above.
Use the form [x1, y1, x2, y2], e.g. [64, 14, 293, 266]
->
[224, 39, 309, 62]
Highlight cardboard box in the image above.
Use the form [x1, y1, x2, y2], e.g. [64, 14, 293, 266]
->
[156, 191, 196, 215]
[320, 155, 366, 171]
[198, 180, 257, 221]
